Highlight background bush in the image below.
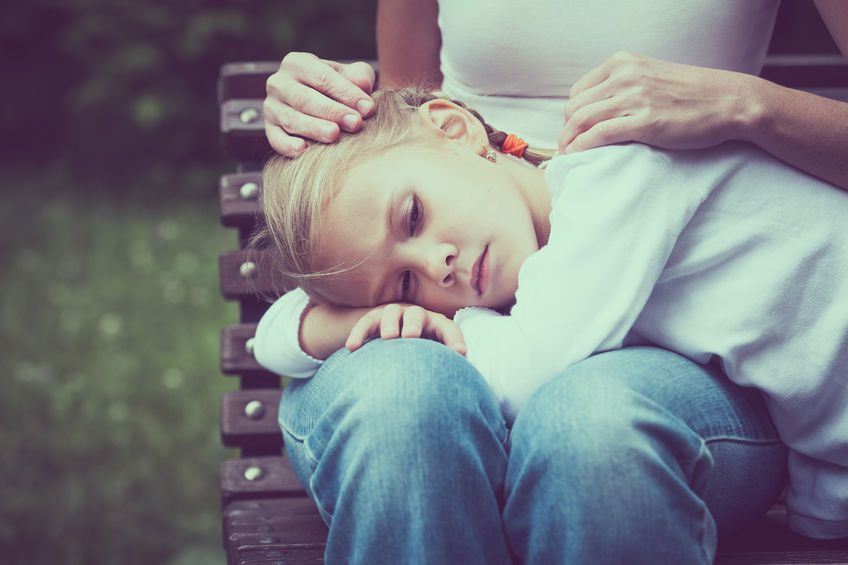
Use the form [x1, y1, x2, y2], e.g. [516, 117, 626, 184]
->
[2, 0, 377, 199]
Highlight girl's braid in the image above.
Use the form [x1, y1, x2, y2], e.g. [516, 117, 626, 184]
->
[425, 91, 555, 167]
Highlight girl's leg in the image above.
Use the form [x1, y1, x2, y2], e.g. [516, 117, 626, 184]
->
[279, 338, 512, 565]
[504, 347, 787, 565]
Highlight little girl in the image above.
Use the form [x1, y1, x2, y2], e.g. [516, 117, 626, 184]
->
[252, 87, 848, 539]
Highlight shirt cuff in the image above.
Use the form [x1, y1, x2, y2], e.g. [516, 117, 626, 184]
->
[254, 289, 324, 379]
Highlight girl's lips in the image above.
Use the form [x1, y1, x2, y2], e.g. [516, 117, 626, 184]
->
[471, 244, 489, 296]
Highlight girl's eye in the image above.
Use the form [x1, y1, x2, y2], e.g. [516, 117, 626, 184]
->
[408, 197, 421, 235]
[400, 271, 413, 301]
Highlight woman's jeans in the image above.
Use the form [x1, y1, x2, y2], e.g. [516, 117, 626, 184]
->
[278, 340, 787, 564]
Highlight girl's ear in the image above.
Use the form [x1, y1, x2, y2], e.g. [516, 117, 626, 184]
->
[418, 99, 485, 146]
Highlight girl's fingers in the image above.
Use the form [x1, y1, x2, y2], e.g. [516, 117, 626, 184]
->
[400, 306, 427, 338]
[425, 316, 467, 356]
[379, 304, 403, 339]
[345, 312, 381, 351]
[559, 97, 626, 153]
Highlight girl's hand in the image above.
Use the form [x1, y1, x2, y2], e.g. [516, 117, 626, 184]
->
[264, 52, 377, 157]
[345, 304, 467, 356]
[558, 51, 761, 154]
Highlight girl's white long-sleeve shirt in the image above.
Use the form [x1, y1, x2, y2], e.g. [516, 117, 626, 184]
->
[255, 141, 848, 539]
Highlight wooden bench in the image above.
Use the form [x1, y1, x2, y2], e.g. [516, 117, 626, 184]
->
[217, 56, 848, 564]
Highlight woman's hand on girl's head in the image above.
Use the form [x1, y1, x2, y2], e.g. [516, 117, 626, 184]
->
[558, 51, 761, 154]
[345, 303, 467, 356]
[264, 52, 377, 157]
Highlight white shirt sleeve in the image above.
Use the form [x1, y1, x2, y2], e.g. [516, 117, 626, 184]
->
[253, 286, 324, 378]
[455, 144, 715, 421]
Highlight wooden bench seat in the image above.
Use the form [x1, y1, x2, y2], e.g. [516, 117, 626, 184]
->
[217, 53, 848, 564]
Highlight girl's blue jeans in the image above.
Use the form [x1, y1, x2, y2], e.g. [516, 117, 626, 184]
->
[278, 339, 787, 564]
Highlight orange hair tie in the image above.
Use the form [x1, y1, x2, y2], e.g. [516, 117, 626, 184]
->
[500, 133, 529, 158]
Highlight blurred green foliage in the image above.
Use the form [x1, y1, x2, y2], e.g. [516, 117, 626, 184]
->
[0, 174, 237, 564]
[1, 0, 377, 198]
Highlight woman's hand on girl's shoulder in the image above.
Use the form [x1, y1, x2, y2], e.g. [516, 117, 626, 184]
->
[558, 51, 760, 154]
[345, 303, 467, 356]
[264, 52, 377, 157]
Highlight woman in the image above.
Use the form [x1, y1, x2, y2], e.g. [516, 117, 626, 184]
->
[260, 1, 848, 562]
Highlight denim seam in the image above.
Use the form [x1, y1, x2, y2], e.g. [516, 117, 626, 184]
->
[703, 436, 784, 447]
[280, 423, 322, 469]
[307, 475, 335, 524]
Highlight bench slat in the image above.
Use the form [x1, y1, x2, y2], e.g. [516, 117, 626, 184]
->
[221, 455, 306, 505]
[223, 497, 328, 564]
[220, 324, 276, 376]
[236, 546, 326, 564]
[221, 389, 284, 449]
[219, 62, 279, 103]
[221, 172, 263, 228]
[221, 99, 273, 161]
[219, 250, 282, 301]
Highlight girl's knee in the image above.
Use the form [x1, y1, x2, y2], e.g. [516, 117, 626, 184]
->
[513, 375, 644, 452]
[283, 338, 502, 444]
[511, 370, 707, 476]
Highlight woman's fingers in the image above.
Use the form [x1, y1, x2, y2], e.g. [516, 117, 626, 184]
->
[277, 52, 374, 114]
[559, 97, 627, 152]
[569, 57, 613, 99]
[566, 115, 639, 153]
[330, 60, 377, 101]
[264, 117, 306, 157]
[264, 52, 376, 155]
[563, 75, 614, 122]
[263, 96, 335, 156]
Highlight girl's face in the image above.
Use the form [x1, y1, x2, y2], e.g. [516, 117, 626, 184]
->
[315, 140, 550, 317]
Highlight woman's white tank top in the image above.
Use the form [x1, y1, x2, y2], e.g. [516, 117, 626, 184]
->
[438, 0, 781, 147]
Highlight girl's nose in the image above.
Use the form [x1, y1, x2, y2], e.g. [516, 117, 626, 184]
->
[425, 244, 457, 287]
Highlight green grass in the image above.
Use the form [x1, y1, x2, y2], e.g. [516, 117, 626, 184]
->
[0, 173, 238, 564]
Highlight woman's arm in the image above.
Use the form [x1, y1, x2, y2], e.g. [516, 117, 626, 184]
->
[559, 3, 848, 191]
[376, 0, 442, 89]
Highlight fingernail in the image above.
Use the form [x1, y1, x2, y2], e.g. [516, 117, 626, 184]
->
[342, 114, 358, 131]
[357, 99, 374, 115]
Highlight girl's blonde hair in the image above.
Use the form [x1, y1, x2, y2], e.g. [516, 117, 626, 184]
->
[250, 85, 553, 304]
